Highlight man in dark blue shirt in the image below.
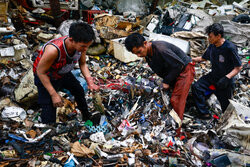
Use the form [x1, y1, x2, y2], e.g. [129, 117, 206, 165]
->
[125, 33, 195, 135]
[192, 23, 242, 119]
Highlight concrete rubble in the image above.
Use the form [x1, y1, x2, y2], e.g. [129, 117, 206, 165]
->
[0, 0, 250, 166]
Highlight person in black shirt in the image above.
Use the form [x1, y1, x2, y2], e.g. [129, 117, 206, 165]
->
[192, 23, 242, 119]
[125, 33, 195, 135]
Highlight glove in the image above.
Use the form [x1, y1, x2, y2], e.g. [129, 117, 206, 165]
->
[216, 76, 231, 90]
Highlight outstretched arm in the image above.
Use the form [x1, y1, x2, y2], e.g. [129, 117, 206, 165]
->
[192, 56, 206, 63]
[79, 53, 99, 91]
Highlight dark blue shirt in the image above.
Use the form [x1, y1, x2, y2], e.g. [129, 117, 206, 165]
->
[202, 40, 241, 81]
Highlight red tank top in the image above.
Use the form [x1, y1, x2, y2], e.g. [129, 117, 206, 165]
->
[33, 36, 81, 80]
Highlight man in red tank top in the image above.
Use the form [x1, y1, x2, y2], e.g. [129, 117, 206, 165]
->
[33, 22, 99, 124]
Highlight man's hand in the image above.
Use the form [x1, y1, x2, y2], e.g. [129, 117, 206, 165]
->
[51, 92, 64, 107]
[86, 77, 100, 91]
[216, 76, 231, 89]
[192, 56, 206, 63]
[162, 83, 170, 89]
[88, 83, 100, 91]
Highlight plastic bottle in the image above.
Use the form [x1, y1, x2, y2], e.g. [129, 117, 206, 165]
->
[99, 115, 107, 126]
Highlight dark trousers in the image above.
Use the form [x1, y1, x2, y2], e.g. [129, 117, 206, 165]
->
[34, 72, 89, 123]
[170, 63, 195, 120]
[192, 74, 234, 114]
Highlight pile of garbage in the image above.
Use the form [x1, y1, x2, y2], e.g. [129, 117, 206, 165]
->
[0, 0, 250, 166]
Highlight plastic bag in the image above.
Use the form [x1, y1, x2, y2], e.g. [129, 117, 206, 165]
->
[116, 0, 146, 15]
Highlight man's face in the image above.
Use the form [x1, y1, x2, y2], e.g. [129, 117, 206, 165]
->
[208, 32, 221, 45]
[73, 40, 93, 53]
[132, 45, 147, 58]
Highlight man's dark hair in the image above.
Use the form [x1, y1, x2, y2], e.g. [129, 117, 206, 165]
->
[69, 22, 95, 43]
[125, 33, 145, 52]
[205, 23, 224, 37]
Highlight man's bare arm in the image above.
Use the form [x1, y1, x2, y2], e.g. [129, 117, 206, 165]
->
[79, 53, 91, 79]
[192, 56, 206, 63]
[79, 53, 99, 90]
[36, 45, 63, 107]
[226, 66, 242, 79]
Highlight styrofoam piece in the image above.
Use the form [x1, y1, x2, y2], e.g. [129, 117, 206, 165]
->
[112, 37, 142, 63]
[149, 32, 190, 54]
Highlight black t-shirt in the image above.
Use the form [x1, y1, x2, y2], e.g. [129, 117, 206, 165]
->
[146, 41, 191, 85]
[202, 40, 242, 81]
